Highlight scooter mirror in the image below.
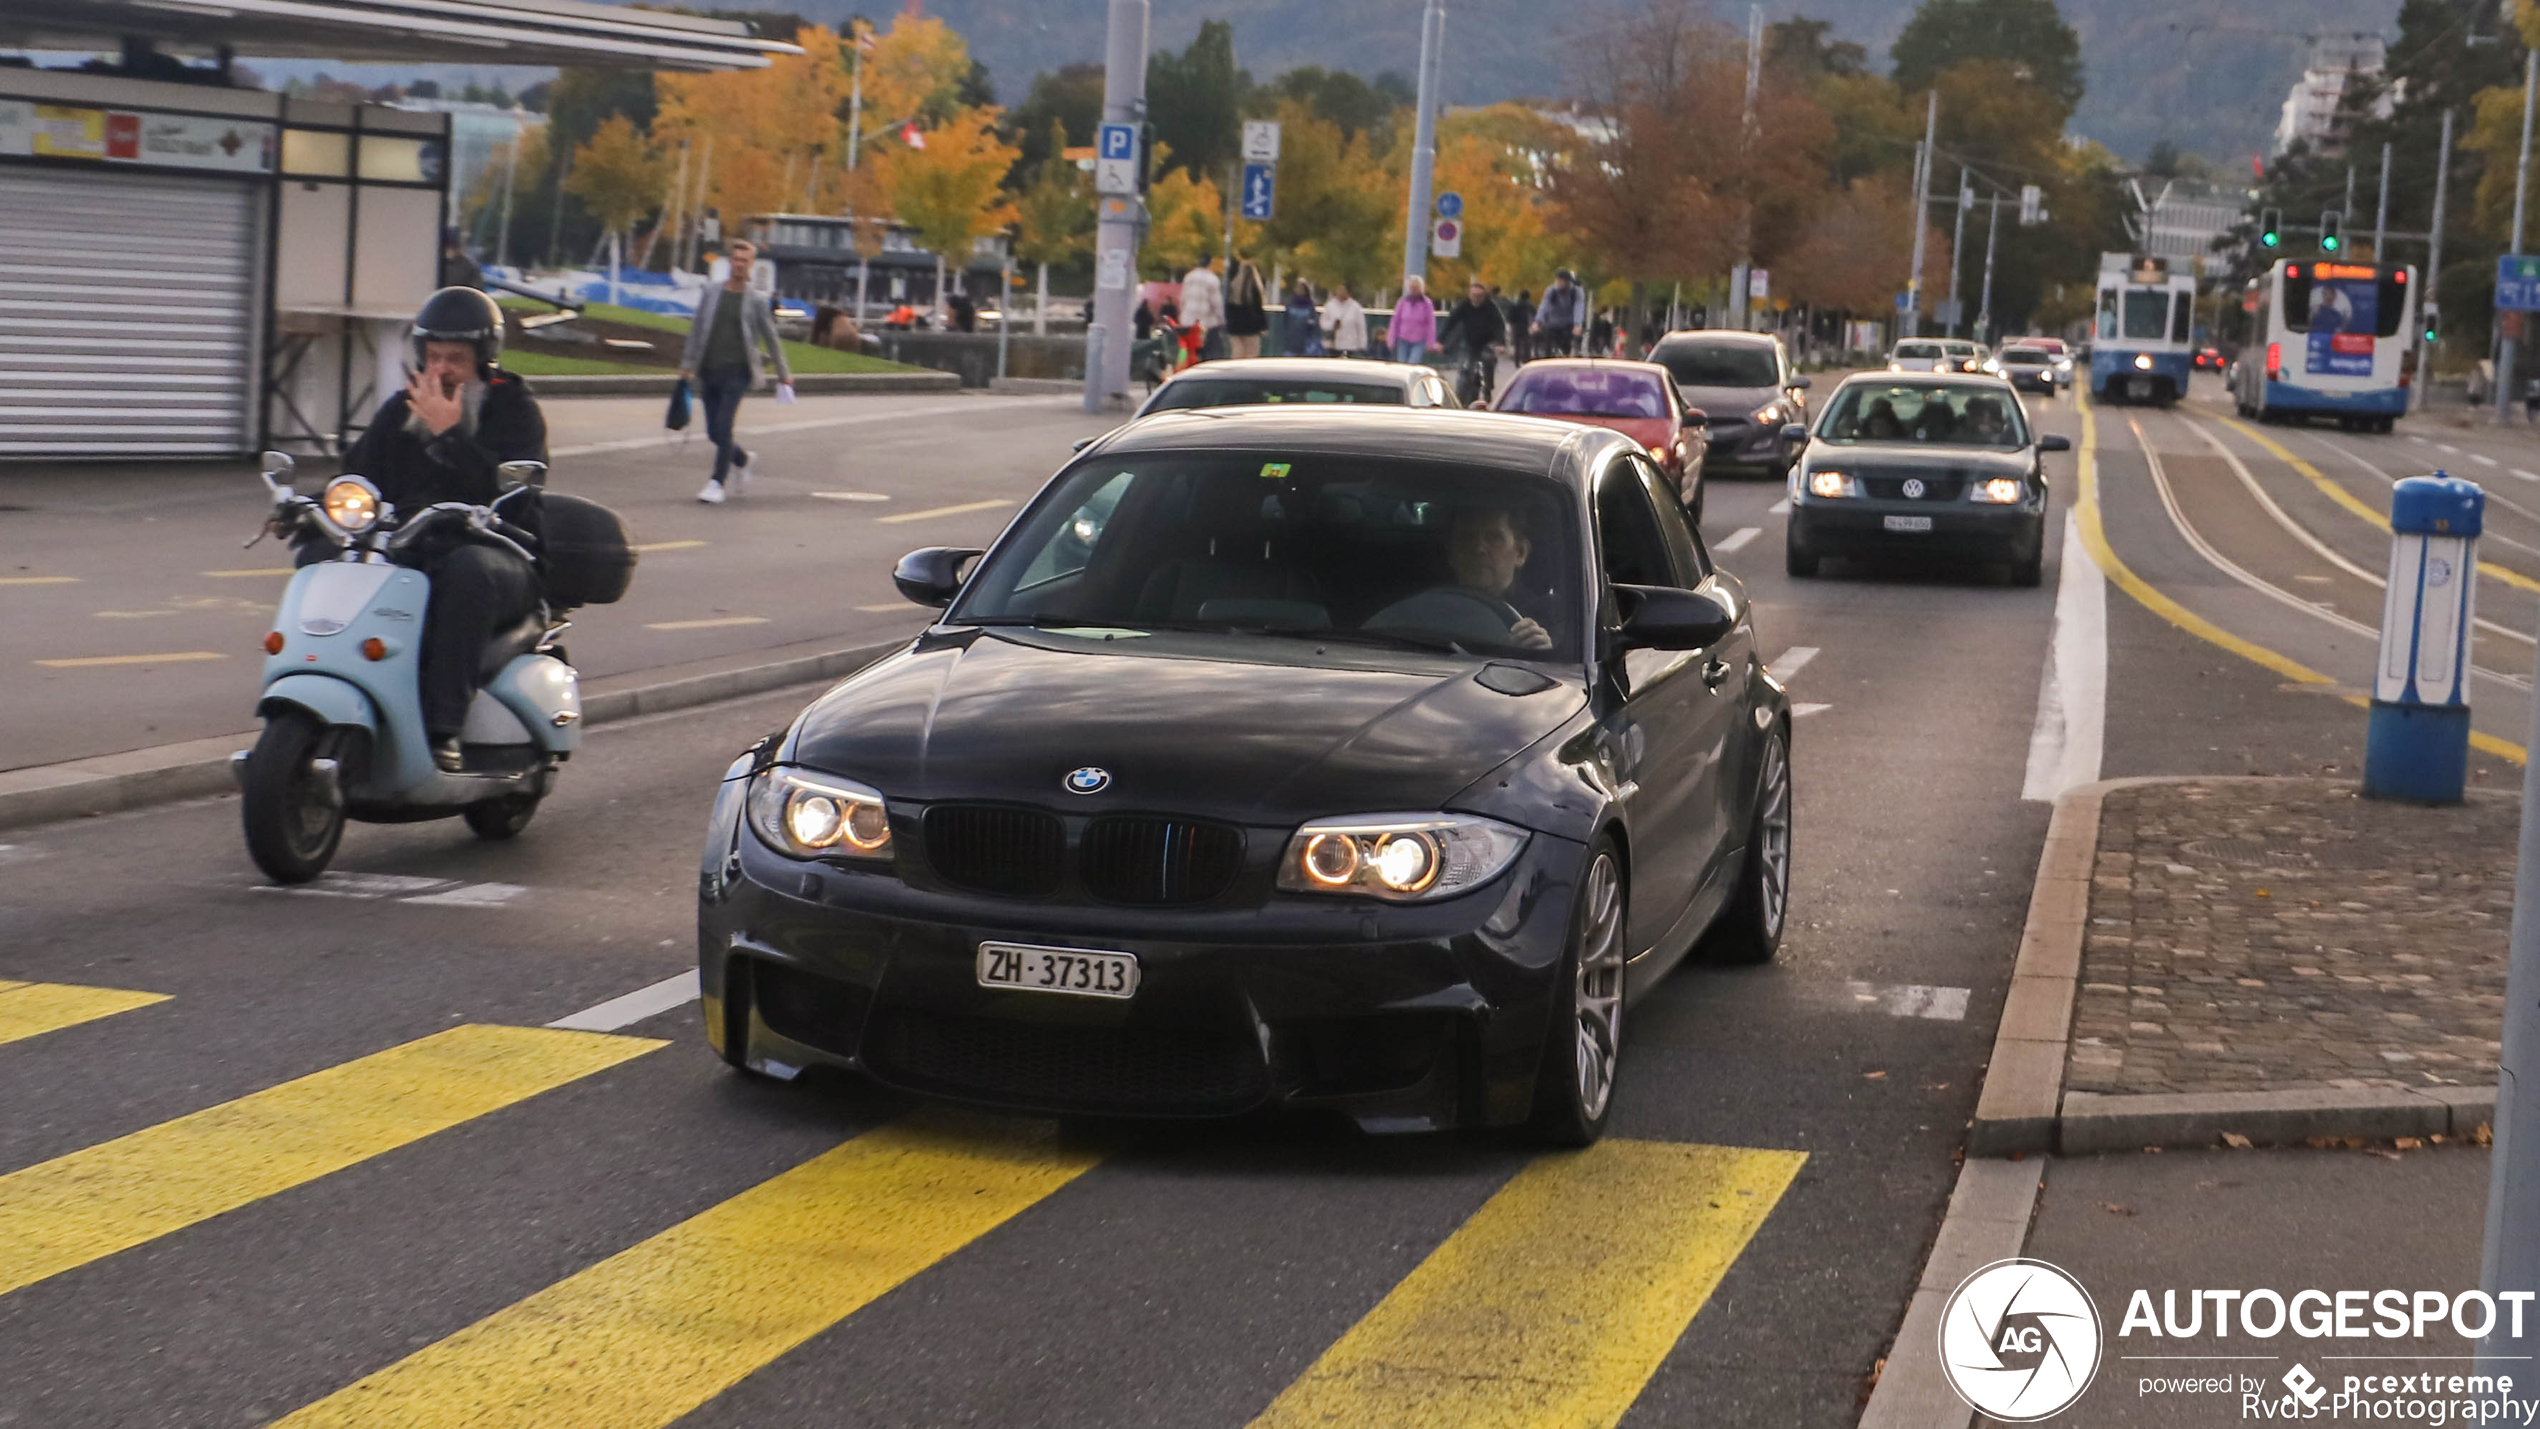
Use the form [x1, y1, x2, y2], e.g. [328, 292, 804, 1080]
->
[497, 460, 548, 489]
[260, 450, 296, 490]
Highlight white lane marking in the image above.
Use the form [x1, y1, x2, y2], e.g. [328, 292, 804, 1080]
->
[2407, 434, 2431, 445]
[251, 871, 452, 899]
[2286, 426, 2540, 651]
[549, 970, 701, 1032]
[644, 616, 771, 631]
[1767, 645, 1820, 680]
[2021, 509, 2106, 803]
[1845, 981, 1972, 1021]
[2439, 442, 2462, 454]
[2516, 469, 2540, 483]
[1792, 701, 1832, 718]
[2306, 426, 2540, 556]
[404, 882, 528, 909]
[854, 602, 910, 612]
[547, 396, 1054, 460]
[811, 491, 892, 502]
[0, 844, 46, 866]
[633, 539, 707, 553]
[2473, 453, 2501, 467]
[1769, 498, 1793, 515]
[1714, 525, 1762, 553]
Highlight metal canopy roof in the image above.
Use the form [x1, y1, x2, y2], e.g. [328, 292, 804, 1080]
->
[0, 0, 802, 71]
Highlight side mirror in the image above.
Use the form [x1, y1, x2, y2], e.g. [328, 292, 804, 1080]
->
[893, 546, 984, 608]
[259, 450, 296, 495]
[1681, 406, 1709, 429]
[497, 459, 548, 489]
[1611, 584, 1734, 651]
[2037, 434, 2072, 453]
[1780, 423, 1809, 445]
[1789, 375, 1812, 390]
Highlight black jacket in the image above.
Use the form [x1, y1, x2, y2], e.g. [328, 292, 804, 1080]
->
[1440, 297, 1507, 353]
[341, 370, 547, 513]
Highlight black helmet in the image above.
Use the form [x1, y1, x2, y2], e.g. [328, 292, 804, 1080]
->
[409, 285, 504, 373]
[1556, 268, 1577, 283]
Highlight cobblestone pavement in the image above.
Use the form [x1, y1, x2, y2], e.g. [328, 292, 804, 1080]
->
[2069, 779, 2516, 1096]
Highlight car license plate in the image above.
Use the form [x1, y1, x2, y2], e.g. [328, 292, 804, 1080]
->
[1884, 514, 1934, 533]
[2127, 376, 2152, 398]
[977, 942, 1140, 999]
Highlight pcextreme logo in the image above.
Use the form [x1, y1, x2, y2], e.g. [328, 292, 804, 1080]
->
[1940, 1258, 2106, 1421]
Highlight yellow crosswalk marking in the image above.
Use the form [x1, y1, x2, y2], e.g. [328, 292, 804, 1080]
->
[0, 980, 169, 1048]
[0, 1024, 659, 1298]
[271, 1117, 1099, 1429]
[1248, 1139, 1806, 1429]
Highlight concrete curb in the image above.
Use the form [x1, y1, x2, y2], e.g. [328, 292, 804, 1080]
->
[985, 376, 1081, 396]
[528, 371, 959, 397]
[0, 635, 908, 834]
[1855, 1157, 2043, 1429]
[1968, 775, 2506, 1156]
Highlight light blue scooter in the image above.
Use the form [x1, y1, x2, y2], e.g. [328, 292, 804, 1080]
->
[235, 451, 582, 883]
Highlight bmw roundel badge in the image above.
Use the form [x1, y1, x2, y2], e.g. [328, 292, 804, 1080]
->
[1064, 766, 1111, 795]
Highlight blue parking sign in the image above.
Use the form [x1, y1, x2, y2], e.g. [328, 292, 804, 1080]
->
[2498, 255, 2540, 312]
[1098, 123, 1136, 162]
[1436, 191, 1463, 220]
[1241, 162, 1275, 221]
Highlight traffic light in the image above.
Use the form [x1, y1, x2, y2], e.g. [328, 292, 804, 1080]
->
[2319, 210, 2343, 254]
[2424, 302, 2441, 343]
[2259, 208, 2282, 249]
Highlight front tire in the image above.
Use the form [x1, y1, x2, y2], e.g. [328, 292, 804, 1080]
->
[2010, 529, 2046, 588]
[1707, 724, 1792, 965]
[463, 793, 542, 840]
[1529, 840, 1627, 1146]
[241, 708, 348, 884]
[1785, 535, 1820, 578]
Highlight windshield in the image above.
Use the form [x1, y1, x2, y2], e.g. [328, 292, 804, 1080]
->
[1497, 366, 1670, 419]
[1894, 342, 1943, 359]
[951, 453, 1583, 662]
[1816, 383, 2031, 448]
[1655, 343, 1778, 388]
[1146, 377, 1405, 412]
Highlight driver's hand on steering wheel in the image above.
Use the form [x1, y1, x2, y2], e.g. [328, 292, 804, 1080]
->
[1508, 616, 1552, 651]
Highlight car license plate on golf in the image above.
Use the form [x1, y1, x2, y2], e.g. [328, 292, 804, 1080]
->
[977, 942, 1140, 999]
[1884, 514, 1934, 533]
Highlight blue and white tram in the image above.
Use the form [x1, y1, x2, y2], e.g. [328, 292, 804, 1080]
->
[2088, 252, 2198, 406]
[2229, 258, 2418, 431]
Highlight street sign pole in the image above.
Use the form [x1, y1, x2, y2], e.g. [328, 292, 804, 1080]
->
[1977, 192, 2001, 346]
[1400, 0, 1445, 285]
[1084, 0, 1149, 413]
[1905, 91, 1936, 339]
[2422, 108, 2451, 414]
[2482, 532, 2540, 1404]
[2500, 49, 2535, 423]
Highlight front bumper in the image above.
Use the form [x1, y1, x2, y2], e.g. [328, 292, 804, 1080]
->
[1788, 497, 2045, 562]
[1704, 420, 1791, 473]
[2002, 370, 2058, 393]
[697, 823, 1588, 1132]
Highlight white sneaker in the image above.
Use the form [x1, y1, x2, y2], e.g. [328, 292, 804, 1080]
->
[732, 450, 755, 492]
[695, 478, 726, 504]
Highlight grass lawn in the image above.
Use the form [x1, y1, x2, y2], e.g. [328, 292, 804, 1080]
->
[500, 349, 659, 377]
[497, 297, 925, 374]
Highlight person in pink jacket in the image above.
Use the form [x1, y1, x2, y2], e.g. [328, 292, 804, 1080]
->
[1389, 275, 1438, 365]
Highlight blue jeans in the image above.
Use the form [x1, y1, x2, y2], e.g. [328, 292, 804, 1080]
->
[1393, 339, 1429, 365]
[698, 368, 750, 483]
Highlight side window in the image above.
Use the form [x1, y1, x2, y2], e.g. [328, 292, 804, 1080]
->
[2170, 290, 2193, 344]
[1594, 461, 1675, 593]
[1634, 458, 1708, 584]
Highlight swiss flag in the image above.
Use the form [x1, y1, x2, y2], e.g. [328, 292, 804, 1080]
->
[901, 122, 925, 150]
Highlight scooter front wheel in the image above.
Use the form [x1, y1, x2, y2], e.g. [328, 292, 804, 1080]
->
[242, 708, 347, 884]
[462, 794, 542, 841]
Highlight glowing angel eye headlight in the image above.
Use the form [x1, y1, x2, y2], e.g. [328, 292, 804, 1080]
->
[1278, 813, 1527, 902]
[321, 477, 382, 534]
[748, 767, 893, 861]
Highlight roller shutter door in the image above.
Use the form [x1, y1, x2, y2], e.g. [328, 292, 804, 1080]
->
[0, 167, 261, 455]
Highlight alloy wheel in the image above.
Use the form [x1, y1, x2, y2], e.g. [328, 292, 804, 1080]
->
[1573, 851, 1625, 1120]
[1755, 733, 1792, 942]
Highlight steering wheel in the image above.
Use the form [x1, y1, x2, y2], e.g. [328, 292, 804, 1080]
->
[1364, 587, 1527, 647]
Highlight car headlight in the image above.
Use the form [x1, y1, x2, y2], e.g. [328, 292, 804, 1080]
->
[1751, 403, 1785, 427]
[2133, 354, 2154, 370]
[1971, 477, 2026, 504]
[1277, 812, 1528, 901]
[1980, 360, 2000, 374]
[1648, 444, 1670, 462]
[1806, 469, 1858, 499]
[748, 767, 893, 861]
[321, 477, 382, 535]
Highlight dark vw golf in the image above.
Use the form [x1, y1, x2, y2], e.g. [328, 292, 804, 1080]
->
[696, 408, 1793, 1144]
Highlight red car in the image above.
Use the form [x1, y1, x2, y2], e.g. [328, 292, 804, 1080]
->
[1494, 359, 1710, 522]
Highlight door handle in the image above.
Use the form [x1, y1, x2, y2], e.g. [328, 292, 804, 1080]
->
[1702, 657, 1731, 691]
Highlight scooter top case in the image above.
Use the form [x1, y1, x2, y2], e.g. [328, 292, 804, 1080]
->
[258, 560, 580, 797]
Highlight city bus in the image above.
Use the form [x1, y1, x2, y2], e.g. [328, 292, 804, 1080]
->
[2229, 258, 2417, 431]
[2088, 252, 2198, 406]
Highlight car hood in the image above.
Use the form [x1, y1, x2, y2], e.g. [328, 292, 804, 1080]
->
[782, 630, 1588, 824]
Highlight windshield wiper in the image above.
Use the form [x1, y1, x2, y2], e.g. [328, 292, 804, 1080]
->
[1242, 625, 1472, 655]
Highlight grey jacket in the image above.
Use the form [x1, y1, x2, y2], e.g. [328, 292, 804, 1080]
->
[680, 282, 792, 388]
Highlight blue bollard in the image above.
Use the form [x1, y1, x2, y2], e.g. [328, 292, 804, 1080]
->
[2364, 472, 2485, 803]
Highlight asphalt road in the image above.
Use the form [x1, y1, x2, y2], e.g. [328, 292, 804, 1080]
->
[0, 371, 2525, 1427]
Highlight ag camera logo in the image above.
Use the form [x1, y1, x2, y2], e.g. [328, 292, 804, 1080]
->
[1940, 1258, 2103, 1421]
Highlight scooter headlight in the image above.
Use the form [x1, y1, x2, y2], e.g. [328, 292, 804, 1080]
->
[748, 767, 893, 861]
[321, 477, 383, 535]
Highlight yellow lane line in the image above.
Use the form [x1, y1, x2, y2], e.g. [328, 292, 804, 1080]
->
[0, 1024, 661, 1298]
[2077, 395, 2526, 765]
[875, 498, 1013, 525]
[271, 1118, 1100, 1429]
[2200, 410, 2540, 597]
[0, 981, 168, 1049]
[33, 651, 226, 668]
[632, 540, 706, 553]
[642, 616, 769, 631]
[202, 568, 296, 578]
[1248, 1140, 1806, 1429]
[0, 575, 79, 586]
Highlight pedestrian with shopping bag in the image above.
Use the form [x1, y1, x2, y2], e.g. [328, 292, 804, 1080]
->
[678, 238, 793, 505]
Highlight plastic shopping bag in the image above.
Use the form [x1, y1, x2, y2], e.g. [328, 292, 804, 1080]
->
[665, 377, 692, 431]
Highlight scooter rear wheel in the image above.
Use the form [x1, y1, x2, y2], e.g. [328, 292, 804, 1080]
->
[242, 708, 346, 884]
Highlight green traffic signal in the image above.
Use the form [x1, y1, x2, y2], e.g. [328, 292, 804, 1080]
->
[2259, 208, 2282, 249]
[2319, 209, 2342, 253]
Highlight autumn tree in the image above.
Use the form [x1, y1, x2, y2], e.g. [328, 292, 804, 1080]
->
[1142, 151, 1226, 278]
[564, 115, 667, 256]
[889, 104, 1021, 301]
[1411, 105, 1574, 297]
[1013, 119, 1094, 329]
[1245, 99, 1393, 293]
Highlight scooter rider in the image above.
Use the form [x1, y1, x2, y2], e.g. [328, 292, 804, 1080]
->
[326, 286, 548, 773]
